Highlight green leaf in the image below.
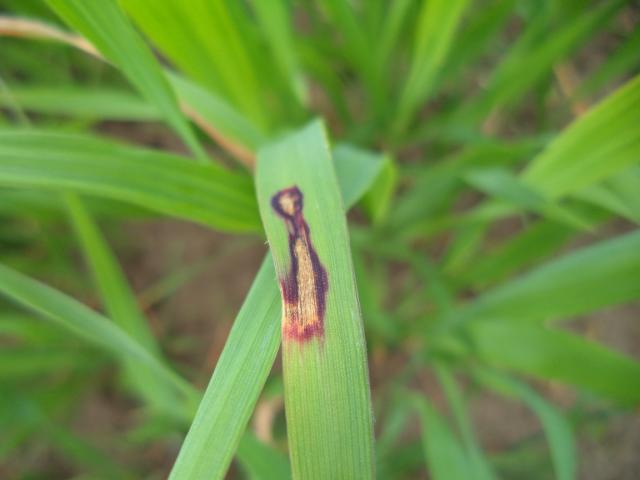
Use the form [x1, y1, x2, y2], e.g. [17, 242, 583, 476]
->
[457, 220, 574, 289]
[0, 16, 265, 161]
[0, 86, 161, 121]
[439, 0, 516, 87]
[394, 0, 471, 133]
[0, 262, 195, 404]
[0, 346, 98, 379]
[444, 230, 640, 329]
[575, 167, 640, 223]
[413, 395, 472, 480]
[391, 139, 541, 234]
[0, 314, 67, 344]
[464, 167, 593, 230]
[46, 0, 206, 160]
[2, 394, 134, 479]
[169, 257, 281, 479]
[64, 193, 156, 350]
[237, 432, 292, 480]
[374, 0, 412, 85]
[169, 73, 266, 155]
[361, 154, 397, 224]
[256, 120, 375, 478]
[457, 0, 626, 125]
[249, 0, 304, 103]
[64, 192, 183, 417]
[332, 143, 386, 208]
[120, 0, 270, 129]
[523, 74, 640, 198]
[320, 0, 380, 114]
[474, 368, 576, 480]
[575, 27, 640, 100]
[0, 129, 260, 233]
[169, 138, 382, 479]
[435, 366, 496, 480]
[467, 322, 640, 405]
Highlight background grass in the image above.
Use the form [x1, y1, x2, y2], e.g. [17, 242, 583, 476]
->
[0, 0, 639, 479]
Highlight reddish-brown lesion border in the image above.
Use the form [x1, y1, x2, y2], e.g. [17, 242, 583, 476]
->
[271, 186, 328, 343]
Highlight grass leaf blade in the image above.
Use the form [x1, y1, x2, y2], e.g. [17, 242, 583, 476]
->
[169, 139, 382, 479]
[474, 369, 576, 480]
[523, 74, 640, 197]
[0, 129, 260, 233]
[468, 322, 640, 405]
[0, 262, 194, 402]
[256, 120, 375, 478]
[46, 0, 205, 159]
[413, 395, 472, 480]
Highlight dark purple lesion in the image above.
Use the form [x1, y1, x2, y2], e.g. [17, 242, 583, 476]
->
[271, 186, 328, 343]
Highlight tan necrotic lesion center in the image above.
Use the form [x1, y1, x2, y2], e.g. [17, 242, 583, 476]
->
[271, 186, 328, 343]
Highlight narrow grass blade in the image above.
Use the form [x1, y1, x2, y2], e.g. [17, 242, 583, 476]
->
[458, 0, 626, 125]
[2, 394, 134, 479]
[46, 0, 206, 160]
[297, 41, 351, 125]
[574, 27, 640, 101]
[446, 230, 640, 329]
[575, 167, 640, 223]
[249, 0, 304, 103]
[169, 73, 266, 163]
[0, 347, 97, 379]
[474, 368, 576, 480]
[394, 0, 470, 133]
[169, 142, 382, 479]
[464, 167, 593, 230]
[435, 366, 496, 480]
[523, 74, 640, 197]
[332, 143, 386, 208]
[0, 16, 264, 165]
[391, 139, 540, 232]
[467, 322, 640, 406]
[64, 193, 156, 350]
[0, 262, 194, 402]
[439, 0, 516, 85]
[361, 154, 397, 224]
[256, 120, 375, 478]
[168, 257, 281, 480]
[120, 0, 269, 129]
[237, 432, 292, 480]
[0, 314, 67, 343]
[0, 129, 260, 233]
[412, 394, 472, 480]
[0, 189, 150, 221]
[320, 0, 379, 113]
[458, 220, 573, 289]
[0, 86, 160, 121]
[374, 0, 412, 83]
[64, 192, 183, 417]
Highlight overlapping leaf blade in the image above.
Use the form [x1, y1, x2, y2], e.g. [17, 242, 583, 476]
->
[444, 230, 640, 329]
[523, 74, 640, 197]
[474, 369, 576, 480]
[0, 262, 194, 402]
[46, 0, 205, 159]
[0, 130, 260, 232]
[468, 322, 640, 405]
[169, 138, 383, 480]
[413, 395, 472, 480]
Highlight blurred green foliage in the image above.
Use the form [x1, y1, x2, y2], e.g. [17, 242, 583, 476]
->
[0, 0, 639, 478]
